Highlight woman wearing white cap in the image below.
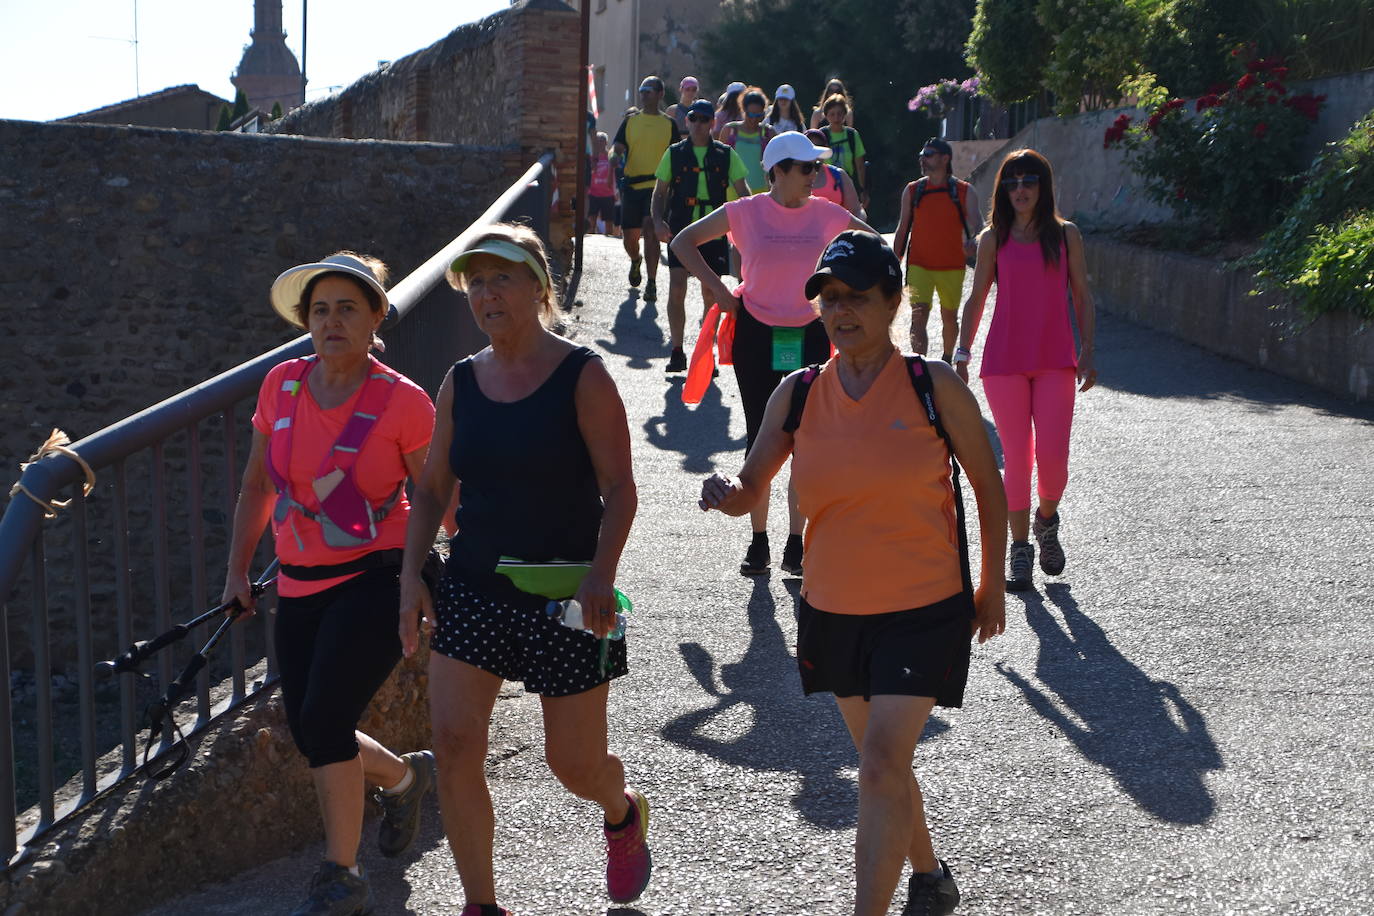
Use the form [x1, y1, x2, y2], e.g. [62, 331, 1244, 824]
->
[767, 84, 804, 134]
[672, 132, 874, 576]
[666, 75, 702, 133]
[713, 80, 747, 138]
[399, 223, 649, 915]
[222, 251, 438, 915]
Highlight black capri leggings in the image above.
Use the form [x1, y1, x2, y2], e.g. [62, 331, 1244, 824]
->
[275, 565, 403, 769]
[731, 303, 831, 451]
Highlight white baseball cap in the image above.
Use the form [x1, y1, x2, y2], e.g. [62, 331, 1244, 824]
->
[725, 81, 746, 94]
[762, 131, 832, 172]
[775, 84, 796, 100]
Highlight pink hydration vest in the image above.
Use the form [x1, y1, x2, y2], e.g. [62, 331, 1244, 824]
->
[265, 356, 402, 551]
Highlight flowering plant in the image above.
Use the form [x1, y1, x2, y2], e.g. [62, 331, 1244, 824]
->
[1104, 48, 1326, 233]
[908, 76, 981, 120]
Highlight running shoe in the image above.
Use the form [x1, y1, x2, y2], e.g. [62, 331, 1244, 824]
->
[644, 277, 657, 302]
[1033, 511, 1065, 576]
[291, 861, 373, 916]
[605, 788, 652, 903]
[903, 860, 960, 915]
[373, 750, 435, 858]
[740, 536, 770, 576]
[1007, 540, 1035, 591]
[779, 533, 804, 576]
[628, 258, 642, 287]
[665, 347, 688, 373]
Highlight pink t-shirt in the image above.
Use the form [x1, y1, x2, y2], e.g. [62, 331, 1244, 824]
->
[252, 359, 435, 596]
[980, 238, 1077, 377]
[589, 152, 615, 197]
[724, 193, 853, 326]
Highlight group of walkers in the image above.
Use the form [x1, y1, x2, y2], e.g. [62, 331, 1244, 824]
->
[221, 69, 1096, 915]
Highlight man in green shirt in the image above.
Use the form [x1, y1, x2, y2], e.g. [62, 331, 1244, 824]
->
[651, 99, 750, 373]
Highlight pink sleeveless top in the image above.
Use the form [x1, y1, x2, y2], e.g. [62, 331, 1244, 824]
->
[810, 165, 846, 206]
[981, 237, 1077, 377]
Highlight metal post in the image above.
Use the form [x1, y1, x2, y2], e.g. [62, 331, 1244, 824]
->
[0, 602, 16, 862]
[574, 0, 590, 276]
[30, 539, 54, 831]
[113, 462, 136, 776]
[224, 406, 246, 702]
[188, 424, 211, 727]
[71, 489, 97, 801]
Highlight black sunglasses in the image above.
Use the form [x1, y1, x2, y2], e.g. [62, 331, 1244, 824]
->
[687, 114, 711, 123]
[1001, 174, 1041, 189]
[778, 159, 821, 175]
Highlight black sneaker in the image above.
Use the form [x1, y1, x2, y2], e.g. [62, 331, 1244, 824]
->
[628, 258, 642, 287]
[779, 534, 804, 576]
[740, 535, 770, 575]
[374, 750, 434, 858]
[665, 347, 688, 373]
[903, 859, 960, 915]
[644, 277, 657, 302]
[291, 861, 373, 916]
[1007, 540, 1034, 591]
[1033, 511, 1065, 576]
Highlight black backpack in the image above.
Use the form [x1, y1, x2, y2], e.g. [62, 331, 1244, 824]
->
[781, 355, 972, 594]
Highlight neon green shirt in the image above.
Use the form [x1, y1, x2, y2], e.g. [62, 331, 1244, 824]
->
[654, 144, 750, 222]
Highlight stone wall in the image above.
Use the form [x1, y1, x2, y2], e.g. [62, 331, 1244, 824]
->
[270, 0, 581, 250]
[0, 117, 501, 672]
[1086, 237, 1373, 401]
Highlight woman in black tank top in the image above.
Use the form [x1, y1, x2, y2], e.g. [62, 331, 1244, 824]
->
[398, 224, 651, 913]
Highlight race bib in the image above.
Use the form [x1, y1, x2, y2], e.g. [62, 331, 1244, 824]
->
[771, 327, 804, 372]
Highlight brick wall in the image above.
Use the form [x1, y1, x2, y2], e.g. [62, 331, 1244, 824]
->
[270, 0, 580, 249]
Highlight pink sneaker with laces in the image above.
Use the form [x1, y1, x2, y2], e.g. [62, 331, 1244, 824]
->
[604, 787, 652, 903]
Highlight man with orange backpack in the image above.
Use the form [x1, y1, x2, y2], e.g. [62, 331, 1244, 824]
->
[893, 137, 983, 362]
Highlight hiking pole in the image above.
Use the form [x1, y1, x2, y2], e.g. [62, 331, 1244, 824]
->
[138, 558, 281, 779]
[96, 558, 281, 677]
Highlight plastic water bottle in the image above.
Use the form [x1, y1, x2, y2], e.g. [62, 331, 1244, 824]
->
[546, 599, 626, 640]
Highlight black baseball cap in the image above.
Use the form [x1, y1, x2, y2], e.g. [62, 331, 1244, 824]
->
[922, 137, 953, 156]
[686, 99, 715, 119]
[804, 231, 901, 299]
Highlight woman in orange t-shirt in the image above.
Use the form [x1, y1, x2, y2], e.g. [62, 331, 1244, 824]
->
[221, 252, 437, 915]
[699, 231, 1007, 916]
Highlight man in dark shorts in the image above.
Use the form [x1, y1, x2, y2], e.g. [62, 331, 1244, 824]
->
[613, 75, 680, 303]
[651, 98, 749, 374]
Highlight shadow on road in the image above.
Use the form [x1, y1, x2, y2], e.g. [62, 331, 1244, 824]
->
[661, 577, 860, 828]
[595, 293, 663, 370]
[1000, 583, 1222, 825]
[644, 378, 746, 473]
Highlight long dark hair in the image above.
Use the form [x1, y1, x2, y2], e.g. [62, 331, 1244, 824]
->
[720, 86, 744, 121]
[991, 148, 1064, 267]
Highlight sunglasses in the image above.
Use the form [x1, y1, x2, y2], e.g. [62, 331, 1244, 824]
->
[1001, 174, 1041, 189]
[919, 150, 945, 159]
[780, 160, 821, 175]
[687, 114, 711, 123]
[745, 110, 764, 118]
[639, 86, 660, 94]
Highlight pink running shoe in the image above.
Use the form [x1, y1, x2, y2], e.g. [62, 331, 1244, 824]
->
[604, 788, 652, 903]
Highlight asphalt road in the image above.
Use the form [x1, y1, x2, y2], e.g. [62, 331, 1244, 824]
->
[141, 234, 1374, 915]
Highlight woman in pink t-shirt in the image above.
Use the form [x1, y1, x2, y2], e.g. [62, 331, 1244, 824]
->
[221, 252, 437, 914]
[672, 131, 871, 576]
[955, 149, 1098, 591]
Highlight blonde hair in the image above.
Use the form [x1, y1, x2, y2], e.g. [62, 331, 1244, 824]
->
[446, 222, 559, 328]
[295, 250, 391, 352]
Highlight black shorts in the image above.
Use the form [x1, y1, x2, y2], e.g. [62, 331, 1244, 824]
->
[732, 304, 831, 451]
[796, 591, 974, 706]
[431, 576, 628, 696]
[620, 186, 654, 228]
[667, 232, 728, 274]
[588, 195, 615, 224]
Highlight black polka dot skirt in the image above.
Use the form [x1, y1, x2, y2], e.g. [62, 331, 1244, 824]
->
[431, 576, 629, 696]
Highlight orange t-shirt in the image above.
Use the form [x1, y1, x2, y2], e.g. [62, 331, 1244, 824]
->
[791, 352, 962, 614]
[252, 360, 435, 597]
[906, 179, 970, 271]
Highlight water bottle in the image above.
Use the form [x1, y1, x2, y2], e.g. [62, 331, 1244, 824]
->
[546, 599, 626, 640]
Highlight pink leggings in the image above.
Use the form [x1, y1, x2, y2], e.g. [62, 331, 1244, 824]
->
[981, 369, 1077, 513]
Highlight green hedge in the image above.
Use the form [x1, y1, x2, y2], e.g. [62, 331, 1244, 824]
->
[1245, 110, 1374, 319]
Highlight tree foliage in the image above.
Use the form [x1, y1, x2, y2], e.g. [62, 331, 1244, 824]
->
[216, 104, 233, 131]
[965, 0, 1049, 104]
[231, 89, 249, 121]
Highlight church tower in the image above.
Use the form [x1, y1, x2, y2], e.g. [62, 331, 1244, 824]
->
[231, 0, 305, 114]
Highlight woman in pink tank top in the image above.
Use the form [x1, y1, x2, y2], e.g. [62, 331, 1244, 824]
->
[955, 148, 1098, 591]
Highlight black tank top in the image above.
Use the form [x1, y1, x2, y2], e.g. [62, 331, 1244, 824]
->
[447, 346, 604, 599]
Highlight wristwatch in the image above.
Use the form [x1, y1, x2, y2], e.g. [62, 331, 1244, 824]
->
[953, 347, 971, 364]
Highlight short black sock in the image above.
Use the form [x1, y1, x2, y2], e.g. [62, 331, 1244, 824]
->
[785, 533, 803, 548]
[750, 531, 769, 547]
[477, 905, 504, 916]
[942, 352, 953, 363]
[604, 805, 635, 832]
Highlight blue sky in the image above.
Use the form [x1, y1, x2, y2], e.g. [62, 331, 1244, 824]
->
[1, 0, 509, 122]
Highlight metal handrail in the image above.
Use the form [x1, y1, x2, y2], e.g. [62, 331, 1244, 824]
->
[0, 150, 556, 866]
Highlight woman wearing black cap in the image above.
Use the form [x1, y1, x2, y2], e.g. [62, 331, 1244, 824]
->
[700, 231, 1007, 916]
